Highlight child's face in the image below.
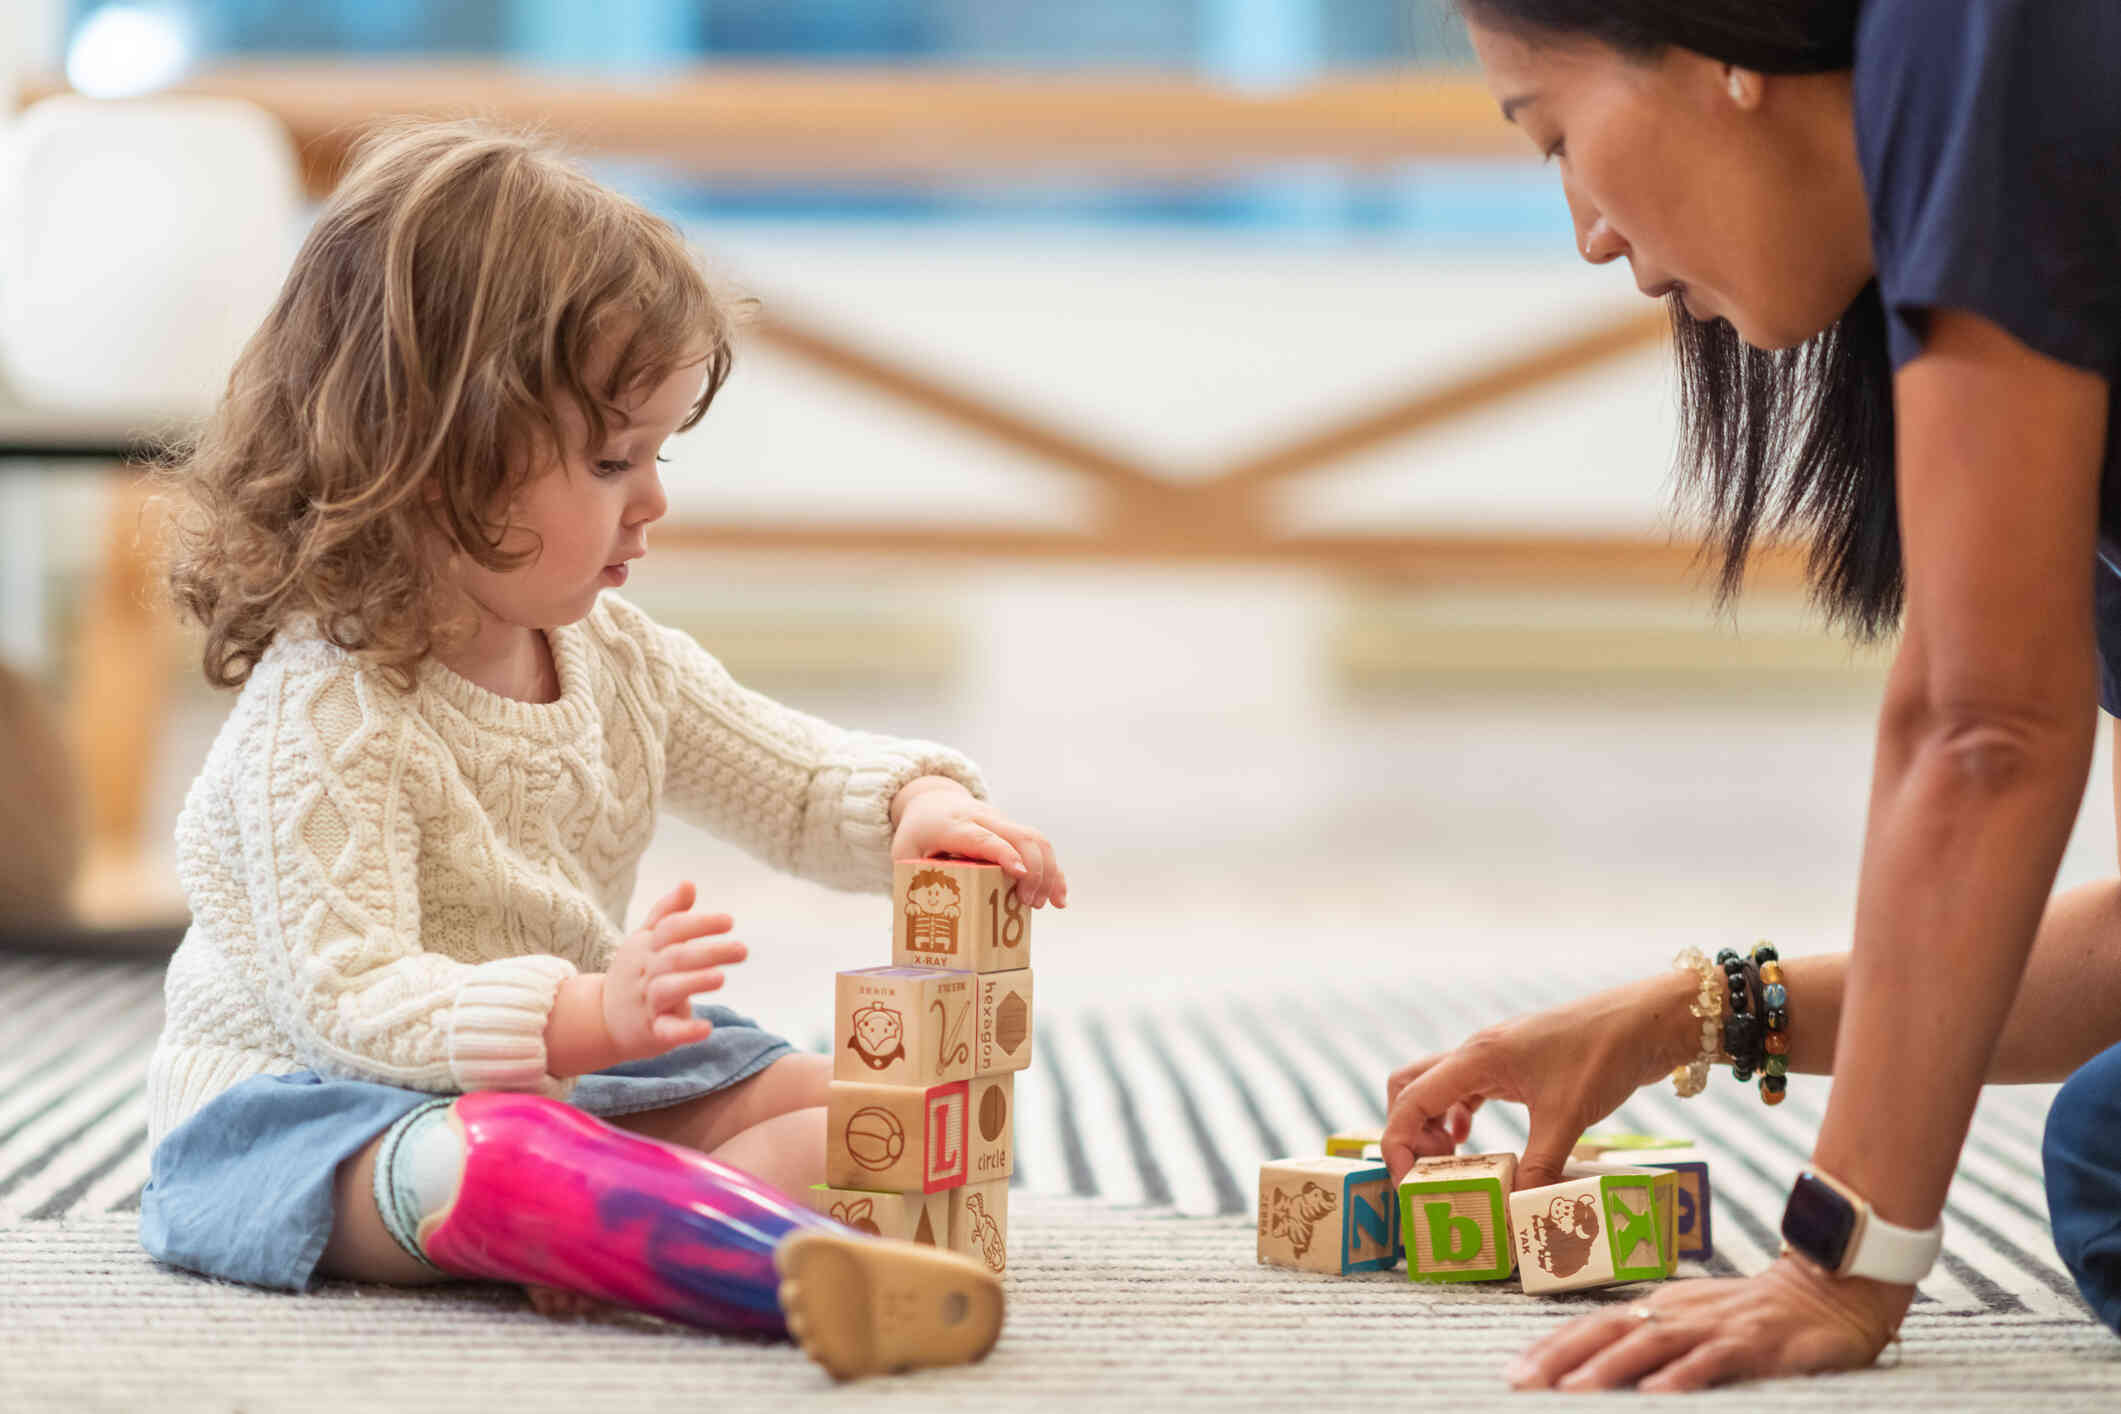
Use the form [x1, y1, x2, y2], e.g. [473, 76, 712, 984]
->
[449, 352, 709, 631]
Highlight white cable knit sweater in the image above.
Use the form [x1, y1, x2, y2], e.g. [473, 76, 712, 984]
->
[148, 593, 985, 1143]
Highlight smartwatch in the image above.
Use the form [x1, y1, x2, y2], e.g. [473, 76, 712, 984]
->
[1779, 1168, 1944, 1284]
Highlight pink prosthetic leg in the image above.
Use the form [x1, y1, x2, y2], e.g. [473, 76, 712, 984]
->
[415, 1092, 1003, 1376]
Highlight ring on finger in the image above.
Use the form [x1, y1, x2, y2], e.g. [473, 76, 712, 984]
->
[1630, 1306, 1658, 1324]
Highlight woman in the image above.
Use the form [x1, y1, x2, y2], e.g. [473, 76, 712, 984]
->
[1382, 0, 2121, 1390]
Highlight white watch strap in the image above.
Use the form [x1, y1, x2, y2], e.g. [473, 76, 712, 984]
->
[1846, 1206, 1944, 1283]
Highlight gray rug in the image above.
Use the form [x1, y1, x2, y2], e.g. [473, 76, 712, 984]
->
[3, 952, 2115, 1409]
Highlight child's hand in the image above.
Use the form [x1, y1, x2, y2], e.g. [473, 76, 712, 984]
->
[602, 881, 748, 1060]
[890, 778, 1068, 908]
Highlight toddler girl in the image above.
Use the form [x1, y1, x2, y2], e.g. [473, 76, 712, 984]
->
[141, 118, 1066, 1380]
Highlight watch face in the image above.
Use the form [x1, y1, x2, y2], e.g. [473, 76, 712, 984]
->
[1781, 1172, 1857, 1271]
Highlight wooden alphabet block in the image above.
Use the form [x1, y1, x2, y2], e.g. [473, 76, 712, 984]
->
[1508, 1162, 1679, 1295]
[826, 1079, 970, 1194]
[974, 968, 1034, 1077]
[1570, 1138, 1712, 1261]
[1398, 1152, 1517, 1283]
[1325, 1126, 1385, 1160]
[833, 965, 976, 1088]
[967, 1073, 1014, 1182]
[806, 1185, 948, 1248]
[948, 1178, 1009, 1274]
[1258, 1156, 1400, 1274]
[893, 857, 1032, 973]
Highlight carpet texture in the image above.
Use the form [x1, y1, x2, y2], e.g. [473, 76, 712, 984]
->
[4, 952, 2117, 1410]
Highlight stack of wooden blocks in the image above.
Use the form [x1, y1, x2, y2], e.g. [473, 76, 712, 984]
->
[1257, 1128, 1712, 1295]
[809, 858, 1033, 1275]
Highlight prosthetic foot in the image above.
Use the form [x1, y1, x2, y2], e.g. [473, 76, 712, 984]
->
[380, 1091, 1004, 1376]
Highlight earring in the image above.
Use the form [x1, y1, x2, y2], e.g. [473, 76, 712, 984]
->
[1728, 72, 1747, 102]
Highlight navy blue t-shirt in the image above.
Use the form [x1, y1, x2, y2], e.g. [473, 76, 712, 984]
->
[1853, 0, 2121, 707]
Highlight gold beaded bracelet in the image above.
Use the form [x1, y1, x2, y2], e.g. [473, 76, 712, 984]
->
[1670, 946, 1724, 1098]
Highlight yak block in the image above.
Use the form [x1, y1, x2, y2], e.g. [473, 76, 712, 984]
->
[893, 857, 1032, 974]
[1398, 1152, 1517, 1283]
[1258, 1156, 1400, 1274]
[1509, 1162, 1679, 1295]
[826, 1079, 970, 1195]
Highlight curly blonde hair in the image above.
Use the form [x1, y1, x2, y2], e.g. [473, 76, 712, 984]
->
[162, 118, 741, 689]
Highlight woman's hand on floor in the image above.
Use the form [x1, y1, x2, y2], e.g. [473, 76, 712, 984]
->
[1505, 1257, 1909, 1390]
[1382, 971, 1698, 1189]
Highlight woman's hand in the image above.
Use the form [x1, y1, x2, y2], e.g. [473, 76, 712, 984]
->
[1383, 971, 1698, 1189]
[1506, 1257, 1909, 1390]
[601, 880, 748, 1061]
[890, 777, 1068, 909]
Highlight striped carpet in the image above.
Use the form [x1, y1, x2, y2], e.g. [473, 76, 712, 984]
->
[0, 950, 2090, 1327]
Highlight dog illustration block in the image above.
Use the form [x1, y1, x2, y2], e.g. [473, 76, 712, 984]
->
[826, 1079, 970, 1195]
[1325, 1126, 1385, 1161]
[893, 857, 1032, 974]
[967, 1073, 1014, 1182]
[1399, 1152, 1517, 1283]
[806, 1185, 949, 1248]
[948, 1178, 1009, 1274]
[974, 968, 1034, 1077]
[1508, 1162, 1680, 1295]
[1572, 1139, 1712, 1262]
[1258, 1157, 1400, 1275]
[833, 966, 976, 1088]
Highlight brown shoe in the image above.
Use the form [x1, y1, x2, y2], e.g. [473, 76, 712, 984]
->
[775, 1230, 1005, 1380]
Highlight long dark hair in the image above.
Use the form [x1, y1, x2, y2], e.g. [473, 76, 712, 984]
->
[1458, 1, 1899, 638]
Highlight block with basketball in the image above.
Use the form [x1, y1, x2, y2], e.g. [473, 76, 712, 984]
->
[949, 1178, 1009, 1274]
[894, 857, 1032, 974]
[975, 968, 1034, 1077]
[967, 1073, 1013, 1183]
[826, 1079, 970, 1194]
[807, 1184, 949, 1248]
[1572, 1138, 1713, 1262]
[1257, 1156, 1400, 1274]
[1508, 1162, 1679, 1295]
[834, 965, 977, 1089]
[1398, 1151, 1517, 1283]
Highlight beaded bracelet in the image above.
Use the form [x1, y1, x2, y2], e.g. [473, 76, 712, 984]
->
[1716, 947, 1764, 1080]
[1670, 947, 1724, 1098]
[1755, 942, 1789, 1106]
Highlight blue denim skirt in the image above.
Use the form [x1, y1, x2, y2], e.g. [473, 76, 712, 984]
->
[140, 1004, 794, 1293]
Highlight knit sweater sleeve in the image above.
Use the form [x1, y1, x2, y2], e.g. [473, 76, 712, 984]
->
[204, 653, 577, 1096]
[596, 596, 988, 892]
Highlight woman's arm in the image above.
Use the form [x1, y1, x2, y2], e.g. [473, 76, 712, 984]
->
[1808, 310, 2109, 1229]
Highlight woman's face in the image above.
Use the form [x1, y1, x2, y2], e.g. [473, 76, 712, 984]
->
[1466, 19, 1872, 351]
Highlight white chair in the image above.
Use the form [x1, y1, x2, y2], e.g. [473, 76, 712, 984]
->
[0, 95, 299, 924]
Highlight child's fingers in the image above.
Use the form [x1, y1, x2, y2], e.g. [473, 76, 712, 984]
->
[648, 968, 727, 1012]
[642, 881, 696, 930]
[652, 909, 735, 948]
[651, 1013, 716, 1048]
[934, 821, 1027, 877]
[656, 938, 748, 975]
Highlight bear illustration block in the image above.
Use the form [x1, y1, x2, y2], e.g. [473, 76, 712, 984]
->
[832, 966, 976, 1088]
[1399, 1152, 1517, 1283]
[826, 1079, 970, 1195]
[1326, 1126, 1385, 1161]
[1257, 1157, 1400, 1274]
[975, 968, 1034, 1077]
[893, 857, 1032, 974]
[1508, 1163, 1680, 1295]
[967, 1072, 1014, 1182]
[806, 1185, 949, 1248]
[948, 1178, 1009, 1274]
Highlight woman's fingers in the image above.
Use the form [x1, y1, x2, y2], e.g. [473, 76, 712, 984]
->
[1552, 1317, 1712, 1391]
[1635, 1337, 1758, 1392]
[1381, 1048, 1492, 1180]
[1508, 1304, 1660, 1389]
